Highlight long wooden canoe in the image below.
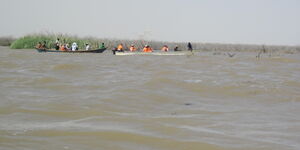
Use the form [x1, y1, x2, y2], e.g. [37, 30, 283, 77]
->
[36, 48, 106, 53]
[114, 51, 193, 56]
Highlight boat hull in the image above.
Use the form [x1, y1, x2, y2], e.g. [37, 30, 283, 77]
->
[115, 51, 193, 56]
[36, 48, 106, 53]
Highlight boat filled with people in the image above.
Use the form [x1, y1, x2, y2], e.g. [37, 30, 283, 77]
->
[36, 48, 106, 53]
[35, 38, 193, 55]
[36, 40, 107, 53]
[114, 51, 193, 56]
[112, 43, 194, 56]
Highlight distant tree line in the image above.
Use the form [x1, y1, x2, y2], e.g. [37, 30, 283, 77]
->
[0, 36, 16, 46]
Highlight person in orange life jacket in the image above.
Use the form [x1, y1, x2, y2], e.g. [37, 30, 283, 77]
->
[143, 45, 153, 53]
[117, 44, 124, 52]
[59, 44, 66, 51]
[129, 44, 137, 52]
[161, 45, 169, 52]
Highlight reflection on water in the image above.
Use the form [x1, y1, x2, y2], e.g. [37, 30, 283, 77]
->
[0, 46, 299, 150]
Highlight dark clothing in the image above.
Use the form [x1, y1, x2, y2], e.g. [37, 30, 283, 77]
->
[174, 46, 179, 51]
[55, 44, 59, 50]
[188, 42, 193, 51]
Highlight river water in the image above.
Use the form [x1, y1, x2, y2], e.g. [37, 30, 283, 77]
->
[0, 46, 299, 150]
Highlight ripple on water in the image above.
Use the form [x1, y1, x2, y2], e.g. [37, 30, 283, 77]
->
[52, 64, 84, 71]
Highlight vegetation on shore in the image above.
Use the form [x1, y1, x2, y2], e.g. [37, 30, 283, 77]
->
[0, 36, 16, 46]
[9, 33, 300, 53]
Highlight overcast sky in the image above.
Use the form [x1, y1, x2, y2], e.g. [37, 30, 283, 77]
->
[0, 0, 299, 45]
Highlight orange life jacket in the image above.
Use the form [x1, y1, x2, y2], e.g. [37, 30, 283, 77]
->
[143, 47, 153, 53]
[60, 45, 65, 51]
[117, 45, 123, 51]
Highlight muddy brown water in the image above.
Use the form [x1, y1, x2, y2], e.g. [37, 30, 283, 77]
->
[0, 46, 299, 150]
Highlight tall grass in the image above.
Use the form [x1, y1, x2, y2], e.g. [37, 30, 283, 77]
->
[10, 33, 300, 53]
[10, 33, 97, 50]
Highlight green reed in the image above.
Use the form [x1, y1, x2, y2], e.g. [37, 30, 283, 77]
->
[10, 33, 100, 50]
[9, 33, 300, 53]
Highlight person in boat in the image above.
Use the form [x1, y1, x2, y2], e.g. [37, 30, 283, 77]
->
[174, 45, 179, 51]
[161, 45, 169, 52]
[56, 38, 60, 44]
[59, 44, 66, 51]
[112, 47, 118, 55]
[129, 44, 137, 52]
[143, 45, 153, 53]
[85, 44, 90, 50]
[55, 38, 60, 50]
[65, 43, 70, 51]
[71, 42, 78, 51]
[36, 42, 42, 49]
[188, 42, 193, 51]
[41, 41, 47, 49]
[117, 44, 124, 52]
[99, 43, 106, 49]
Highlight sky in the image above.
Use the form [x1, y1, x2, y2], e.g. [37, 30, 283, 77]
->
[0, 0, 299, 45]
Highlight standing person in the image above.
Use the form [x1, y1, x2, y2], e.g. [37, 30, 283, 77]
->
[117, 44, 124, 52]
[71, 42, 78, 51]
[99, 43, 106, 49]
[188, 42, 193, 51]
[56, 38, 60, 44]
[55, 38, 60, 50]
[85, 44, 90, 50]
[161, 45, 169, 52]
[129, 44, 137, 52]
[143, 45, 153, 53]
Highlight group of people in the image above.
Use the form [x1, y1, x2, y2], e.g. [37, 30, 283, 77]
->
[114, 44, 153, 53]
[54, 38, 80, 51]
[53, 38, 106, 51]
[37, 38, 193, 52]
[113, 42, 193, 53]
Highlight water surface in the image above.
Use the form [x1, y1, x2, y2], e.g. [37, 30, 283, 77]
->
[0, 46, 299, 150]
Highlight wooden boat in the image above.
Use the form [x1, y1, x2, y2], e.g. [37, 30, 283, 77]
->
[114, 51, 193, 56]
[36, 48, 106, 53]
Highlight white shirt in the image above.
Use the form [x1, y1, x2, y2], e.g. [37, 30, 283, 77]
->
[72, 43, 77, 51]
[86, 45, 90, 50]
